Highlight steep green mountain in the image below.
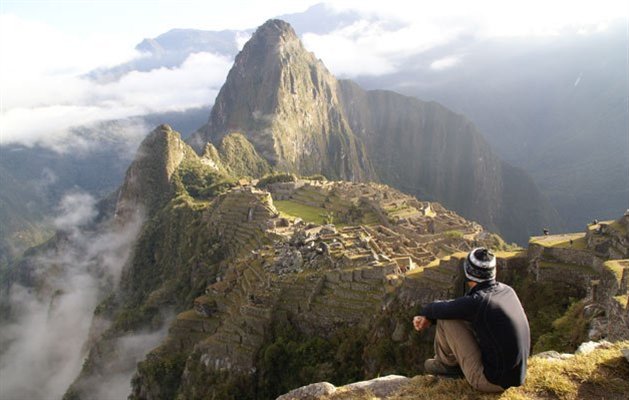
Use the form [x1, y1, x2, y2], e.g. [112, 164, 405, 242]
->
[191, 19, 560, 244]
[82, 8, 627, 236]
[190, 19, 375, 182]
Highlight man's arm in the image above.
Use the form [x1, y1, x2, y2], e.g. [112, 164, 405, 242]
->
[420, 294, 479, 321]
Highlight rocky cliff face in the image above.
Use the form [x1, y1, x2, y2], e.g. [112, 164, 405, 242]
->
[337, 80, 562, 244]
[191, 19, 375, 181]
[190, 19, 559, 244]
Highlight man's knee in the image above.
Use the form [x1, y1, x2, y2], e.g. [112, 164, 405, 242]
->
[437, 319, 469, 332]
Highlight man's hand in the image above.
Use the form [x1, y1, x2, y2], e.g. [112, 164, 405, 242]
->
[412, 316, 432, 332]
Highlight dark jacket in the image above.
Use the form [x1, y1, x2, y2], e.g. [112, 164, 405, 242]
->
[420, 280, 530, 389]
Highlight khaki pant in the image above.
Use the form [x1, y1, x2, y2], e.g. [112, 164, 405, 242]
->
[434, 319, 504, 393]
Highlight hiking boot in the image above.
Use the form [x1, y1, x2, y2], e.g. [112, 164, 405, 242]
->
[424, 358, 464, 377]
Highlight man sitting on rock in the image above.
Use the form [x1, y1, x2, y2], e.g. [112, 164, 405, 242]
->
[412, 247, 530, 392]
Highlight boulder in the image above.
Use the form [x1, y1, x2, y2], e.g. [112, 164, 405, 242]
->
[275, 375, 409, 400]
[534, 351, 574, 361]
[575, 340, 612, 355]
[276, 382, 336, 400]
[343, 375, 409, 397]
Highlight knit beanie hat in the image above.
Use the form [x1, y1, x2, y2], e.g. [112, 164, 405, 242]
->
[463, 247, 496, 282]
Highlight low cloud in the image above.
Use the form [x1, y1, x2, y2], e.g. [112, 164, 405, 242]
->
[0, 15, 230, 149]
[430, 56, 461, 70]
[1, 51, 230, 148]
[301, 1, 623, 78]
[47, 118, 152, 156]
[53, 193, 98, 230]
[89, 327, 171, 400]
[302, 19, 461, 77]
[0, 191, 149, 400]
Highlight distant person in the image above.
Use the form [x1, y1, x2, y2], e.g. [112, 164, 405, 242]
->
[412, 247, 530, 392]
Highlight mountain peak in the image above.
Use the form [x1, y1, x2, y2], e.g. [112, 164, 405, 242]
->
[115, 124, 188, 219]
[190, 19, 374, 181]
[254, 19, 297, 42]
[235, 18, 302, 68]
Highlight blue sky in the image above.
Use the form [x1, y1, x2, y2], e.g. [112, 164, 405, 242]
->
[3, 0, 625, 41]
[1, 0, 319, 39]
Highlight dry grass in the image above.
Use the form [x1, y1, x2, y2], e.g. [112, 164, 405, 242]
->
[327, 341, 629, 400]
[529, 233, 587, 249]
[493, 250, 527, 258]
[614, 295, 628, 308]
[604, 259, 629, 284]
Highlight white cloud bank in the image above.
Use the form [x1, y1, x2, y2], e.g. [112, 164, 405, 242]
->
[0, 14, 231, 148]
[430, 56, 461, 71]
[0, 192, 158, 400]
[303, 19, 460, 76]
[302, 0, 626, 77]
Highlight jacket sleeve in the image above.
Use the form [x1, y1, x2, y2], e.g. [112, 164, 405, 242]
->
[419, 295, 479, 321]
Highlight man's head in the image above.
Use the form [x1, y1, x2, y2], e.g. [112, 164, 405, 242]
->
[463, 247, 496, 283]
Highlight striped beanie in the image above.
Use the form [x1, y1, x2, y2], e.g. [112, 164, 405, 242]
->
[463, 247, 496, 282]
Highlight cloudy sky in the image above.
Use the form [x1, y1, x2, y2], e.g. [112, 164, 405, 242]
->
[1, 0, 626, 147]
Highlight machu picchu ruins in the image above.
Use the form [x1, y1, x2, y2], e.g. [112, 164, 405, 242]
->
[125, 169, 628, 398]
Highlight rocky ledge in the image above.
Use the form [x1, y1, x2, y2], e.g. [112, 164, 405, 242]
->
[276, 340, 629, 400]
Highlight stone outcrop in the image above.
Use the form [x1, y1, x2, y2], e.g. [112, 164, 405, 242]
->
[277, 375, 409, 400]
[115, 124, 191, 219]
[276, 382, 337, 400]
